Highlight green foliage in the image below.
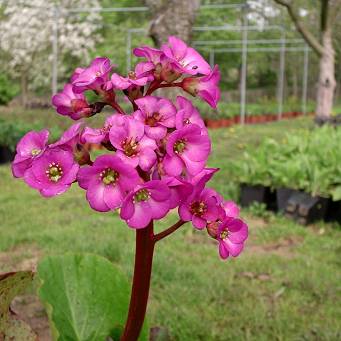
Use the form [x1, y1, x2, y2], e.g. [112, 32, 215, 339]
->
[0, 118, 61, 151]
[230, 125, 341, 200]
[0, 73, 19, 105]
[37, 253, 147, 341]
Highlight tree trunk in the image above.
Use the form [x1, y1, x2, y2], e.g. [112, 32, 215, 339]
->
[144, 0, 201, 46]
[316, 29, 336, 121]
[21, 71, 28, 108]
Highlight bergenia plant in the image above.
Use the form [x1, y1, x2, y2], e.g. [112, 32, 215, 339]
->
[12, 36, 248, 340]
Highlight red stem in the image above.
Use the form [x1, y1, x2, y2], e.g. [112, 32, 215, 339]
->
[154, 220, 186, 242]
[120, 221, 155, 341]
[111, 102, 126, 115]
[145, 81, 183, 96]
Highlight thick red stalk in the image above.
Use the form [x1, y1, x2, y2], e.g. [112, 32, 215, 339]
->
[120, 221, 155, 341]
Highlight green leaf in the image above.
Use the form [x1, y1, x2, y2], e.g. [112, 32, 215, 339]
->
[331, 186, 341, 201]
[37, 253, 132, 341]
[0, 271, 36, 339]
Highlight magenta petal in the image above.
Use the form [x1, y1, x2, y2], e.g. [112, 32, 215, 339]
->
[120, 193, 135, 220]
[60, 164, 79, 185]
[12, 158, 30, 178]
[41, 184, 69, 198]
[81, 127, 105, 144]
[228, 223, 248, 244]
[219, 242, 229, 259]
[184, 136, 211, 162]
[178, 203, 192, 221]
[223, 201, 240, 218]
[148, 181, 170, 201]
[145, 125, 167, 140]
[223, 239, 244, 257]
[86, 181, 110, 212]
[103, 185, 124, 209]
[192, 215, 206, 230]
[138, 148, 156, 171]
[181, 155, 205, 176]
[148, 197, 170, 220]
[127, 202, 152, 229]
[163, 155, 183, 176]
[77, 166, 99, 189]
[23, 168, 43, 190]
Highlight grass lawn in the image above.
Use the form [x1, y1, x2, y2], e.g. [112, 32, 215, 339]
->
[0, 115, 340, 340]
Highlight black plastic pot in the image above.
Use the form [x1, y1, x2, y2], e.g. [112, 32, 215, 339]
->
[325, 199, 341, 223]
[0, 146, 15, 164]
[240, 184, 266, 207]
[276, 188, 299, 212]
[240, 184, 276, 209]
[285, 192, 328, 225]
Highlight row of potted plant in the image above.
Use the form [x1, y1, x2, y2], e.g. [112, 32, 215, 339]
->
[228, 125, 341, 223]
[204, 111, 307, 128]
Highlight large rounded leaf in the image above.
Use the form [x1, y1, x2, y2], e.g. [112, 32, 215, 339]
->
[37, 254, 132, 341]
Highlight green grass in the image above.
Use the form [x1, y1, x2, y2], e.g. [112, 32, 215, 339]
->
[1, 115, 341, 340]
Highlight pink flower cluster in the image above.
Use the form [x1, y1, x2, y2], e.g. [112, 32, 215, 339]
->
[12, 37, 247, 260]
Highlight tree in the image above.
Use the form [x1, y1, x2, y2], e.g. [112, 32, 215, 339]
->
[273, 0, 341, 121]
[0, 0, 101, 106]
[143, 0, 201, 46]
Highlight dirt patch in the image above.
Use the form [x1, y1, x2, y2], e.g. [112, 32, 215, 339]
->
[245, 236, 303, 259]
[0, 244, 42, 273]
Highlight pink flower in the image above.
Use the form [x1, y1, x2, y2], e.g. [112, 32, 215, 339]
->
[108, 62, 154, 90]
[179, 187, 223, 229]
[175, 96, 207, 133]
[134, 96, 176, 139]
[182, 65, 221, 109]
[217, 217, 248, 259]
[12, 130, 49, 178]
[120, 180, 170, 229]
[77, 155, 140, 212]
[133, 46, 163, 65]
[163, 176, 193, 209]
[70, 67, 84, 82]
[161, 36, 211, 76]
[23, 148, 79, 197]
[223, 201, 240, 218]
[52, 84, 91, 120]
[50, 123, 91, 165]
[50, 123, 82, 150]
[81, 114, 122, 144]
[109, 116, 157, 171]
[72, 57, 112, 93]
[163, 124, 210, 176]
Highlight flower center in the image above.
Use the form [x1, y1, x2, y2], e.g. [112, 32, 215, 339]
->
[31, 148, 41, 156]
[122, 138, 139, 157]
[190, 200, 207, 216]
[100, 124, 112, 135]
[220, 230, 229, 240]
[95, 71, 101, 77]
[183, 118, 190, 124]
[128, 71, 137, 80]
[134, 189, 150, 202]
[100, 168, 119, 185]
[145, 112, 161, 127]
[46, 162, 63, 183]
[173, 139, 187, 154]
